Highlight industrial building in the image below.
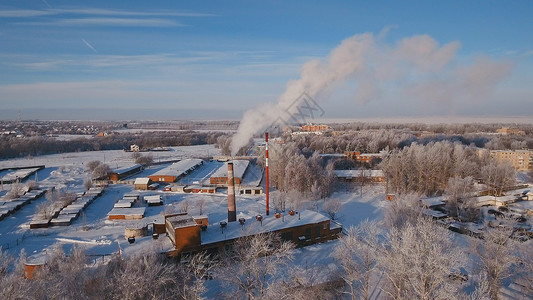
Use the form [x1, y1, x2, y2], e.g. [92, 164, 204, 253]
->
[496, 127, 526, 135]
[163, 161, 341, 257]
[209, 160, 249, 185]
[108, 164, 143, 182]
[164, 210, 342, 257]
[334, 169, 385, 183]
[148, 159, 203, 183]
[344, 151, 383, 164]
[300, 124, 329, 132]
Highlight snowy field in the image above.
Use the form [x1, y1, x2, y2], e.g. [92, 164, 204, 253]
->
[0, 144, 219, 169]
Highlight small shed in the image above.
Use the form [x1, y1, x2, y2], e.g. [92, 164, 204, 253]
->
[526, 191, 533, 201]
[108, 207, 146, 220]
[30, 219, 50, 229]
[145, 195, 163, 206]
[184, 185, 216, 194]
[134, 178, 151, 190]
[108, 164, 143, 182]
[125, 223, 148, 239]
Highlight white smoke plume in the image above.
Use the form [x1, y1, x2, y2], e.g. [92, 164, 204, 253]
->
[230, 32, 513, 155]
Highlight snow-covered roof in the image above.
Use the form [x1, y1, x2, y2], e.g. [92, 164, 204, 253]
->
[476, 195, 516, 205]
[200, 209, 330, 245]
[0, 167, 40, 181]
[357, 153, 383, 157]
[167, 214, 197, 229]
[511, 201, 533, 212]
[421, 197, 445, 207]
[422, 209, 447, 218]
[111, 164, 142, 174]
[134, 177, 150, 185]
[210, 160, 250, 179]
[333, 170, 384, 178]
[319, 154, 345, 158]
[145, 195, 162, 204]
[150, 159, 203, 177]
[114, 200, 133, 208]
[108, 207, 146, 216]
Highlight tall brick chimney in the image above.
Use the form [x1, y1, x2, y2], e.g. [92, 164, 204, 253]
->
[227, 162, 236, 222]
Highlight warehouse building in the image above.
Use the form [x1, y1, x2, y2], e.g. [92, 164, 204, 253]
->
[148, 159, 203, 183]
[108, 164, 143, 182]
[209, 160, 249, 186]
[165, 209, 342, 257]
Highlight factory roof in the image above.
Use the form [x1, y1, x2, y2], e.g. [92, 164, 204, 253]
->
[200, 209, 330, 245]
[134, 178, 150, 185]
[166, 214, 197, 229]
[107, 207, 146, 216]
[151, 159, 203, 177]
[111, 164, 142, 174]
[333, 170, 384, 178]
[210, 160, 250, 179]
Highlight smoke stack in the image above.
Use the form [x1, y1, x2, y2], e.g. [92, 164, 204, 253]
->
[265, 133, 270, 216]
[227, 162, 236, 222]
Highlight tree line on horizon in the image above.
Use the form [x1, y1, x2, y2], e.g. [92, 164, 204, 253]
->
[0, 131, 224, 160]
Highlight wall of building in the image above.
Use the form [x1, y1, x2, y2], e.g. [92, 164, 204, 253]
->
[148, 175, 177, 183]
[490, 150, 532, 171]
[209, 177, 242, 185]
[173, 225, 201, 253]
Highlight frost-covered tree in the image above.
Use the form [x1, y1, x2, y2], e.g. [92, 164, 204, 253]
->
[135, 154, 153, 167]
[219, 232, 294, 299]
[380, 217, 465, 300]
[470, 222, 519, 300]
[323, 198, 342, 220]
[333, 220, 382, 300]
[196, 198, 206, 215]
[383, 192, 421, 229]
[380, 141, 482, 196]
[445, 176, 476, 221]
[6, 182, 24, 199]
[83, 177, 93, 190]
[92, 163, 110, 179]
[86, 160, 102, 172]
[25, 180, 39, 191]
[179, 199, 189, 214]
[480, 160, 516, 196]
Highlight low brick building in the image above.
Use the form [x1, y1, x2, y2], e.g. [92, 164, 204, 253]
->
[165, 210, 342, 257]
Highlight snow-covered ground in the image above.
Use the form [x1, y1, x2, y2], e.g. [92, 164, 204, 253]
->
[0, 144, 220, 169]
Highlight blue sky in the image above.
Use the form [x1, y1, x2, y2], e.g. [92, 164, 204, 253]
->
[0, 1, 532, 120]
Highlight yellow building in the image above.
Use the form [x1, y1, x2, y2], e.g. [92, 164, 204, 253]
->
[490, 150, 532, 171]
[496, 127, 525, 135]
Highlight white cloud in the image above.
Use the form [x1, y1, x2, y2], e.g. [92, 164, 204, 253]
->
[0, 9, 53, 17]
[0, 8, 213, 18]
[48, 8, 214, 17]
[18, 17, 185, 27]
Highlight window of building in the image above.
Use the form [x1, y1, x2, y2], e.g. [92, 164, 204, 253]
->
[305, 228, 311, 239]
[315, 225, 321, 238]
[281, 231, 293, 242]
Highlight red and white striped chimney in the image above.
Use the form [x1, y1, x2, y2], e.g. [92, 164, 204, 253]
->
[227, 162, 236, 222]
[265, 132, 270, 216]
